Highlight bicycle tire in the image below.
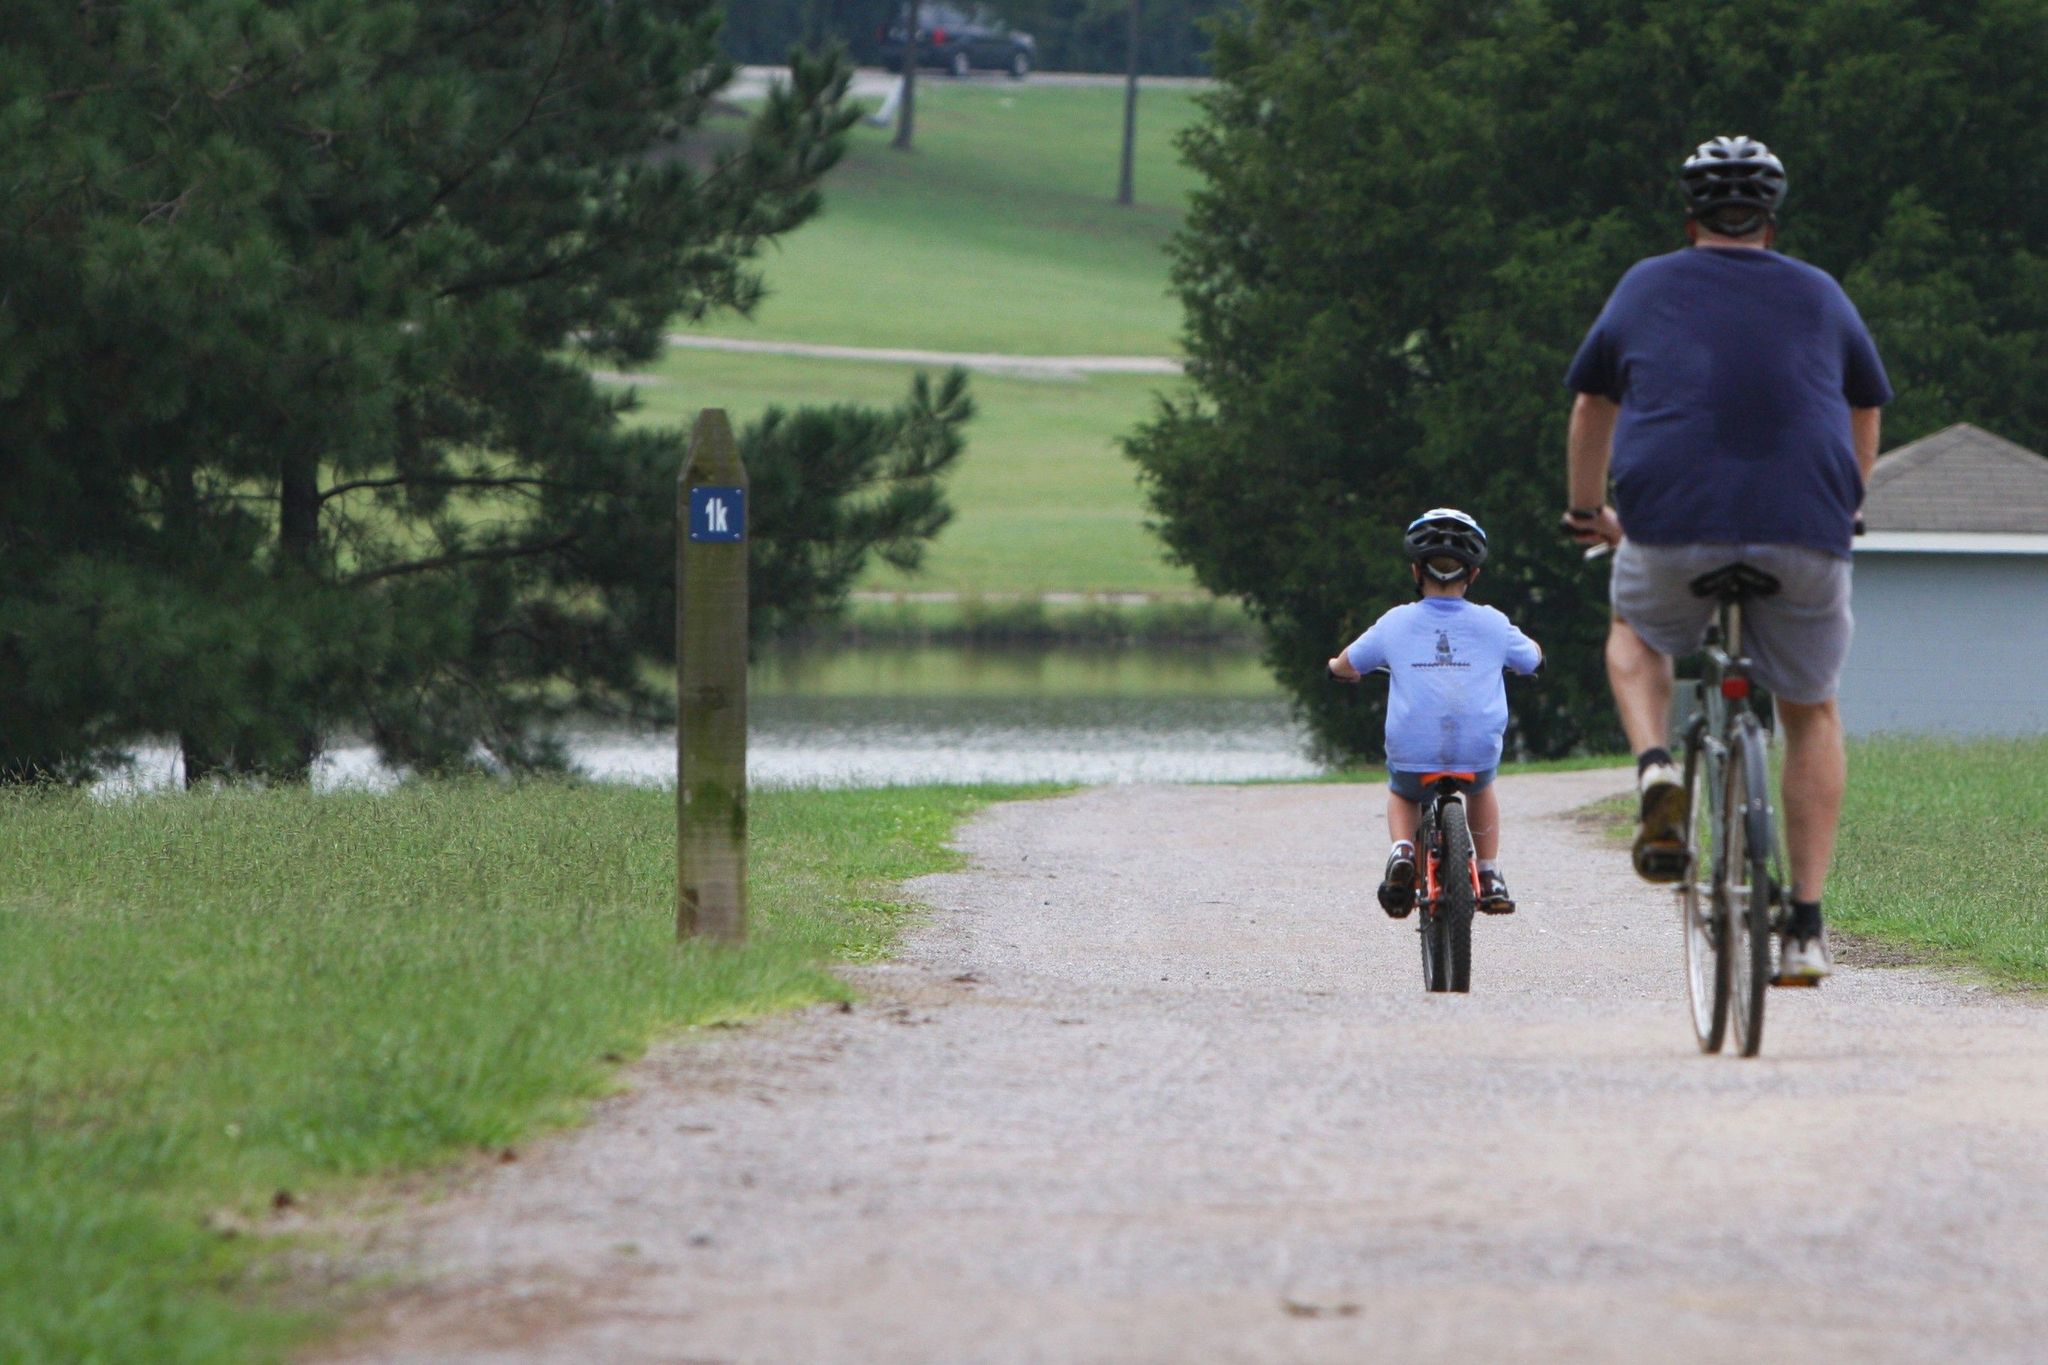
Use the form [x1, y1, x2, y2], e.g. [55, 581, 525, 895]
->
[1416, 806, 1450, 993]
[1438, 801, 1476, 994]
[1679, 715, 1729, 1053]
[1420, 905, 1448, 992]
[1725, 713, 1774, 1057]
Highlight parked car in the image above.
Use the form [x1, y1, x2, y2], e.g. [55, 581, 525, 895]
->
[878, 4, 1036, 79]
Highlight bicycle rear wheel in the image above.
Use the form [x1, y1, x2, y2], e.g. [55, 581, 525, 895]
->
[1679, 717, 1729, 1053]
[1437, 802, 1476, 993]
[1725, 713, 1774, 1057]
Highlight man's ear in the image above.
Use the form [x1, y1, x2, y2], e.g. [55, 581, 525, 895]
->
[1685, 218, 1700, 245]
[1763, 222, 1777, 248]
[1468, 566, 1482, 587]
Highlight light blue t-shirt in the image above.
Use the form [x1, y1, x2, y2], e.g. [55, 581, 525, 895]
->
[1344, 597, 1543, 771]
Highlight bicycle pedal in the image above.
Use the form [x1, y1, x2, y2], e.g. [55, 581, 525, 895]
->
[1632, 844, 1688, 883]
[1478, 899, 1515, 915]
[1771, 974, 1824, 989]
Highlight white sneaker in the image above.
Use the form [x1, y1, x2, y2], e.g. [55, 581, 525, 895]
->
[1633, 761, 1688, 883]
[1776, 932, 1833, 985]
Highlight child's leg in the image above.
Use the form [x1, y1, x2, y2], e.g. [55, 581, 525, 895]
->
[1467, 783, 1501, 862]
[1387, 792, 1420, 846]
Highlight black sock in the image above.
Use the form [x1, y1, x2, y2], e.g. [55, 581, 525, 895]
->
[1788, 899, 1823, 939]
[1636, 746, 1672, 775]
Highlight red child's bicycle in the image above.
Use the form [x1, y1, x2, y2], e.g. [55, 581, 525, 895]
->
[1410, 772, 1484, 993]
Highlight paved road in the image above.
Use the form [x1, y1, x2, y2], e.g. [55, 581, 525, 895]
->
[322, 771, 2048, 1363]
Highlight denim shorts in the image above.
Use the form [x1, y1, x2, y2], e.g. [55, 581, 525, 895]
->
[1610, 541, 1853, 704]
[1388, 766, 1497, 801]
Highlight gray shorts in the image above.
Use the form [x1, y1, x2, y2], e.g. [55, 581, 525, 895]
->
[1611, 542, 1853, 705]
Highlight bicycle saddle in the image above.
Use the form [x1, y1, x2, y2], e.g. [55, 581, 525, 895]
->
[1688, 563, 1781, 602]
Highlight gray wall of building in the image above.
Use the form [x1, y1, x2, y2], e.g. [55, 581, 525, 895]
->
[1840, 552, 2048, 736]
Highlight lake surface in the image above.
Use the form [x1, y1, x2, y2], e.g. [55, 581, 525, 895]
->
[107, 645, 1322, 792]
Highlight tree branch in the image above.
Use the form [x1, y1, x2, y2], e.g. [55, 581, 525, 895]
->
[345, 534, 578, 587]
[319, 472, 582, 503]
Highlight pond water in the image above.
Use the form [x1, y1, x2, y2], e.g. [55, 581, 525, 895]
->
[106, 645, 1322, 792]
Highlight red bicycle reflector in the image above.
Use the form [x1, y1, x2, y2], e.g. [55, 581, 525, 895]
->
[1721, 677, 1750, 700]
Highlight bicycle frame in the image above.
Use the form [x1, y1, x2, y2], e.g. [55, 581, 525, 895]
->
[1688, 598, 1778, 892]
[1680, 572, 1788, 1055]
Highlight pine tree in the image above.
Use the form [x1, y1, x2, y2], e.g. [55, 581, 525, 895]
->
[0, 2, 969, 780]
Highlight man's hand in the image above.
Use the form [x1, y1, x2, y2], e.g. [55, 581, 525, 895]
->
[1328, 654, 1361, 682]
[1561, 504, 1623, 549]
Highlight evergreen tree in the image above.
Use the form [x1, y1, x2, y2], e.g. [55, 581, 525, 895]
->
[1127, 0, 2048, 761]
[0, 2, 968, 780]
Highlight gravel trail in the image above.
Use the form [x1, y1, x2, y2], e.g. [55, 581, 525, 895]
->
[320, 771, 2048, 1363]
[660, 334, 1182, 379]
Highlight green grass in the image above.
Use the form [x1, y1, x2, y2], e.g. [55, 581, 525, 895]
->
[632, 81, 1214, 599]
[1830, 736, 2048, 985]
[0, 780, 1041, 1362]
[1579, 735, 2048, 985]
[622, 348, 1193, 595]
[702, 80, 1203, 355]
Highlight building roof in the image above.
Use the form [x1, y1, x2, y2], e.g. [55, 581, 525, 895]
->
[1864, 423, 2048, 533]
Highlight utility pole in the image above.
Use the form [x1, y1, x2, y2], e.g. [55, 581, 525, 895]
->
[1117, 0, 1141, 205]
[893, 0, 920, 152]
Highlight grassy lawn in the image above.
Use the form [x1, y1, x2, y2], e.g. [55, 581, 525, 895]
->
[701, 80, 1203, 356]
[1579, 735, 2048, 986]
[624, 347, 1195, 595]
[0, 780, 1041, 1362]
[1830, 735, 2048, 985]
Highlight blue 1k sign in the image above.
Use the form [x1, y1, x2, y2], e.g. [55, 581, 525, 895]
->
[689, 486, 745, 543]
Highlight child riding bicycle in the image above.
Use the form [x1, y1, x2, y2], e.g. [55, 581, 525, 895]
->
[1327, 509, 1544, 917]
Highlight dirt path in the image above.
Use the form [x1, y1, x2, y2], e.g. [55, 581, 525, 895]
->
[661, 334, 1183, 379]
[320, 771, 2048, 1363]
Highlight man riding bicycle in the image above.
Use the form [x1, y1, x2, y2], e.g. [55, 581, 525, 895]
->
[1561, 136, 1893, 982]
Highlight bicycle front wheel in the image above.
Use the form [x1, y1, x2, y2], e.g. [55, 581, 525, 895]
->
[1437, 801, 1476, 994]
[1725, 712, 1774, 1057]
[1679, 717, 1729, 1054]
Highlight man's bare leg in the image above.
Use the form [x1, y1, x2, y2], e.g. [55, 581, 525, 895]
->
[1608, 616, 1688, 880]
[1607, 617, 1674, 753]
[1776, 698, 1845, 904]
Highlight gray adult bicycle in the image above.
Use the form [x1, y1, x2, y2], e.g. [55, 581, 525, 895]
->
[1674, 563, 1806, 1058]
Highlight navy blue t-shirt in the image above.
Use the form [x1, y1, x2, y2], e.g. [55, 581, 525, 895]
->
[1564, 247, 1893, 557]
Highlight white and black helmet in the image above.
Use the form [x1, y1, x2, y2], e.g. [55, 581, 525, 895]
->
[1680, 135, 1787, 233]
[1403, 508, 1488, 584]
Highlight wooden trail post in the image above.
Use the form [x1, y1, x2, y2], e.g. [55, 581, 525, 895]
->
[677, 409, 748, 943]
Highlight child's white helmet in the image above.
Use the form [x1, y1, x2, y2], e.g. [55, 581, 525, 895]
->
[1403, 508, 1488, 583]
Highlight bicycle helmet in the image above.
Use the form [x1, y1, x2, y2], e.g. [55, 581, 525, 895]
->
[1403, 508, 1488, 584]
[1679, 135, 1786, 235]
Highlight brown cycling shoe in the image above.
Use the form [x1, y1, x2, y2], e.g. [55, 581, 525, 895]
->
[1632, 761, 1689, 883]
[1478, 868, 1515, 914]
